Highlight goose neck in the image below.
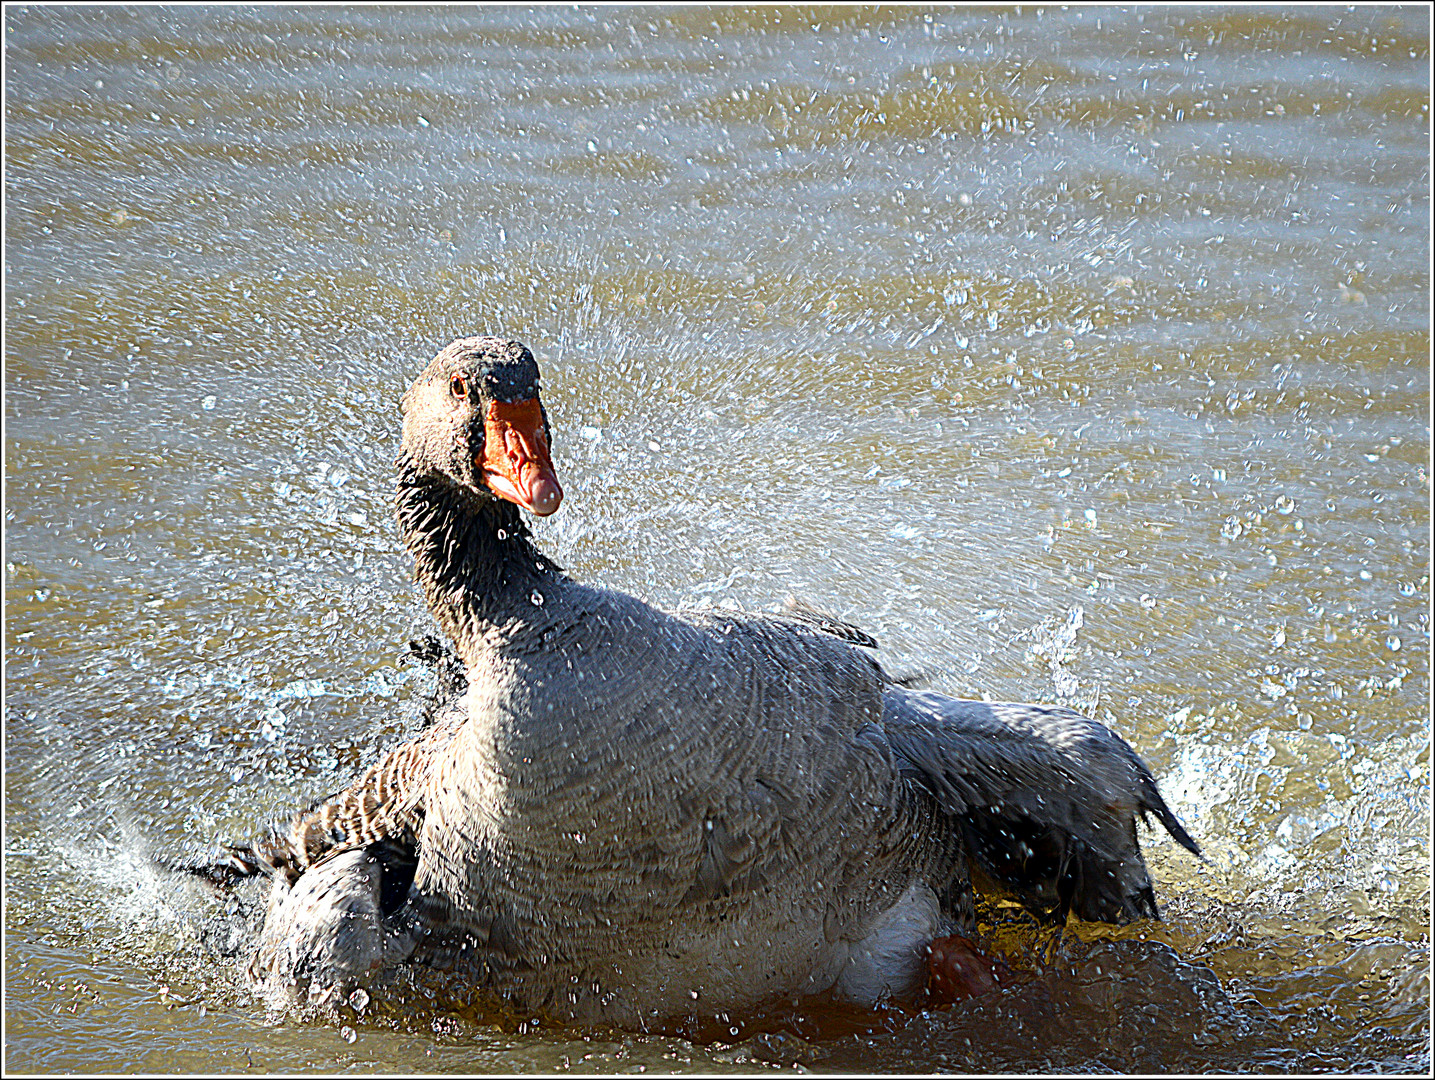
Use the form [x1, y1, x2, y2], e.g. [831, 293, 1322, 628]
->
[396, 459, 564, 664]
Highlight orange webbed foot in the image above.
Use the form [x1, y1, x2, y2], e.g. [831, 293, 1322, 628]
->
[925, 934, 1006, 1003]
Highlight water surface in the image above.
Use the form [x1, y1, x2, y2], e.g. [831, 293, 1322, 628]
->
[5, 5, 1429, 1073]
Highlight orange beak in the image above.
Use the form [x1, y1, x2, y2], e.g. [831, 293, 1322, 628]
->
[479, 398, 563, 516]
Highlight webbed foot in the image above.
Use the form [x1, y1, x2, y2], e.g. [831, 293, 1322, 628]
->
[925, 934, 1005, 1003]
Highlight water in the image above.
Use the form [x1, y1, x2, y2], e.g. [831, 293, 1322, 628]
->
[5, 6, 1428, 1073]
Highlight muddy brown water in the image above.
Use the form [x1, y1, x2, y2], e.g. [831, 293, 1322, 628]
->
[5, 6, 1428, 1073]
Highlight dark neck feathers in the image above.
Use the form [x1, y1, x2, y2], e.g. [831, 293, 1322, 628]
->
[395, 454, 563, 669]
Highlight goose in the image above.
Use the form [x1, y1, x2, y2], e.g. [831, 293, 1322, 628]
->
[216, 335, 1198, 1028]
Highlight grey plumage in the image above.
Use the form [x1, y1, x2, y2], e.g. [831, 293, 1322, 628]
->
[210, 336, 1197, 1027]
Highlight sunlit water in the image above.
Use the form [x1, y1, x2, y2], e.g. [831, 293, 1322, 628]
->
[5, 6, 1428, 1073]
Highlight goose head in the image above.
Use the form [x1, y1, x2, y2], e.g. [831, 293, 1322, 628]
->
[400, 336, 563, 517]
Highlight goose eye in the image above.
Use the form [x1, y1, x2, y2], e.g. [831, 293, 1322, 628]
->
[450, 374, 467, 399]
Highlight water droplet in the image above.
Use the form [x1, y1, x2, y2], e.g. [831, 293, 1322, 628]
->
[201, 394, 216, 410]
[340, 1025, 356, 1043]
[1386, 635, 1401, 652]
[1273, 494, 1296, 515]
[1359, 569, 1373, 581]
[348, 988, 369, 1011]
[1272, 627, 1286, 648]
[1139, 594, 1157, 610]
[496, 528, 507, 540]
[530, 590, 544, 606]
[1260, 679, 1286, 700]
[1399, 581, 1417, 597]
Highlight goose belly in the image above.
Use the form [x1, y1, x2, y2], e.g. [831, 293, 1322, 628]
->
[415, 721, 957, 1022]
[447, 874, 951, 1026]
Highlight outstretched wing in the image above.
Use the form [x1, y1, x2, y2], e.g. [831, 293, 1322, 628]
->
[173, 700, 466, 897]
[262, 700, 466, 884]
[881, 687, 1198, 924]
